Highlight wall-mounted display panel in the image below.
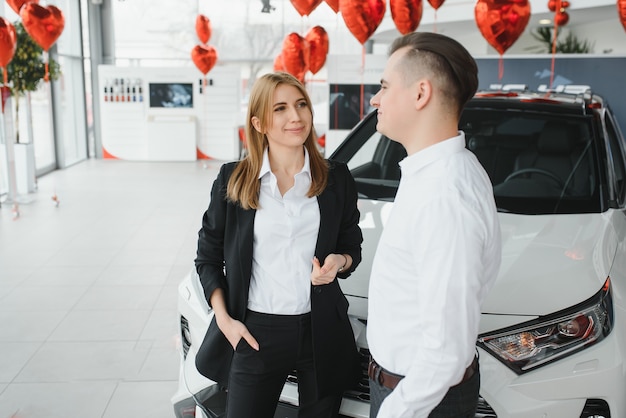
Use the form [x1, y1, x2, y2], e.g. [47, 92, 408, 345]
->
[97, 65, 242, 161]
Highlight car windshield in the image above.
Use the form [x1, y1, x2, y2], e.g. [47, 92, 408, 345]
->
[333, 110, 602, 215]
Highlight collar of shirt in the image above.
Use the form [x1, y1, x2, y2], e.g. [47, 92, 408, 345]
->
[259, 146, 312, 198]
[399, 131, 466, 176]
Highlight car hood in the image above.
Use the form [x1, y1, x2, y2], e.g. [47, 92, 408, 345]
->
[483, 212, 616, 316]
[343, 201, 618, 319]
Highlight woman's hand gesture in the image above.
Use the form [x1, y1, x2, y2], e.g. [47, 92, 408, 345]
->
[311, 254, 344, 286]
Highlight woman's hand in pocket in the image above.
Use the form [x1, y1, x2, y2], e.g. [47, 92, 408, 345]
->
[209, 287, 259, 351]
[216, 315, 259, 351]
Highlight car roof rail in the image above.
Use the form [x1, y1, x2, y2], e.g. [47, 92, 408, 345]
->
[562, 85, 592, 94]
[537, 84, 592, 95]
[477, 84, 605, 111]
[488, 83, 528, 92]
[537, 84, 591, 94]
[537, 84, 597, 109]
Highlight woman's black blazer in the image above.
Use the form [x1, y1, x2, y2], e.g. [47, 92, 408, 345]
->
[194, 159, 363, 399]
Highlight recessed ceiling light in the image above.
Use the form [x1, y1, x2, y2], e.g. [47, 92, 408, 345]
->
[539, 19, 552, 25]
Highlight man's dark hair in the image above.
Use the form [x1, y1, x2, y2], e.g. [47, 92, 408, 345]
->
[390, 32, 478, 115]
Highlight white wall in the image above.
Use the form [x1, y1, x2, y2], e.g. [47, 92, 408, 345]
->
[98, 65, 242, 162]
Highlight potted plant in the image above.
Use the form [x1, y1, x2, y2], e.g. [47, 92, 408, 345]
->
[526, 26, 594, 54]
[1, 21, 61, 143]
[0, 21, 60, 195]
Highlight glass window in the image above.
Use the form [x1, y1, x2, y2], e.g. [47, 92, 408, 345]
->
[28, 86, 56, 173]
[53, 56, 88, 167]
[333, 109, 602, 215]
[331, 113, 404, 202]
[461, 109, 600, 215]
[50, 0, 89, 168]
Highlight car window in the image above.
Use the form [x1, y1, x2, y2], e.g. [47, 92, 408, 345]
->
[332, 109, 603, 215]
[348, 133, 406, 201]
[461, 109, 601, 215]
[333, 112, 406, 201]
[346, 130, 383, 173]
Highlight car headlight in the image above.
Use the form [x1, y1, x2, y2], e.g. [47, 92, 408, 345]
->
[478, 278, 613, 375]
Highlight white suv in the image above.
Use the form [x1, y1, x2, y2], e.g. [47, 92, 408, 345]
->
[172, 86, 626, 418]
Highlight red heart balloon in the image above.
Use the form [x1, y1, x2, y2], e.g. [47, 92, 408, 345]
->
[340, 0, 387, 45]
[20, 3, 65, 51]
[6, 0, 38, 14]
[555, 10, 569, 26]
[474, 0, 530, 55]
[195, 14, 212, 44]
[548, 0, 570, 12]
[191, 45, 218, 75]
[325, 0, 339, 13]
[290, 0, 323, 16]
[273, 53, 285, 72]
[0, 18, 17, 69]
[427, 0, 445, 10]
[282, 32, 309, 83]
[390, 0, 423, 35]
[305, 26, 329, 74]
[618, 0, 626, 32]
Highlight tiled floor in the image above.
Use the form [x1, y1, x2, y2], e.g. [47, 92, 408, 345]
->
[0, 159, 222, 418]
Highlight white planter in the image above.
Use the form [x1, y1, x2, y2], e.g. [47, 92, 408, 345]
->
[14, 142, 36, 194]
[0, 144, 7, 196]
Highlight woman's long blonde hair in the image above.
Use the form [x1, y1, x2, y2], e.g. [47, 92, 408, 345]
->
[227, 72, 328, 209]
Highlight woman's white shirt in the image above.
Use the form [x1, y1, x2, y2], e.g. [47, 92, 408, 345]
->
[248, 148, 320, 315]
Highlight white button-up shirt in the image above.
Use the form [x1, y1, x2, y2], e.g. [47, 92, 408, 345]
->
[247, 148, 320, 315]
[367, 132, 501, 417]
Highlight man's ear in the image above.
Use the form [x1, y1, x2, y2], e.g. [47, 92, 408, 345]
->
[251, 116, 263, 133]
[414, 79, 432, 111]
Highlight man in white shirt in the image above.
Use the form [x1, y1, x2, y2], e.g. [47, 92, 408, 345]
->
[366, 32, 502, 418]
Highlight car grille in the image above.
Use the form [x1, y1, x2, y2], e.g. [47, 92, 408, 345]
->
[476, 397, 498, 418]
[343, 347, 372, 402]
[286, 347, 498, 417]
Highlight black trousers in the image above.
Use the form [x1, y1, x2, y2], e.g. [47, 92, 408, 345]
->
[226, 310, 342, 418]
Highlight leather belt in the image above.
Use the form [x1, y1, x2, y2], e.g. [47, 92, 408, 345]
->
[368, 355, 478, 391]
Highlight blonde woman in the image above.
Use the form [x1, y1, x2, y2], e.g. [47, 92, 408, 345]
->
[195, 72, 363, 418]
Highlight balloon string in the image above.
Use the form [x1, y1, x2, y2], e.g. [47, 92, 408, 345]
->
[498, 54, 504, 82]
[44, 61, 50, 82]
[549, 21, 559, 90]
[361, 44, 365, 69]
[433, 11, 438, 33]
[361, 44, 365, 120]
[360, 84, 364, 120]
[333, 84, 339, 129]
